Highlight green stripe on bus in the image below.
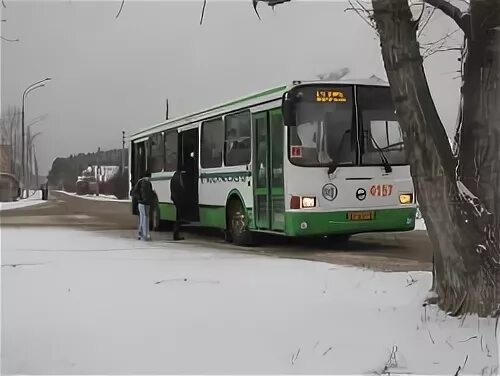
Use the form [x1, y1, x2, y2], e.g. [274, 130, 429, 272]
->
[159, 202, 176, 221]
[270, 187, 284, 195]
[215, 85, 287, 111]
[200, 206, 227, 228]
[284, 207, 417, 237]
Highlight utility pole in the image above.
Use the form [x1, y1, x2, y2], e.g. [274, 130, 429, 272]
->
[21, 78, 51, 197]
[166, 99, 169, 120]
[33, 145, 39, 188]
[121, 131, 126, 175]
[27, 126, 31, 190]
[95, 147, 100, 196]
[10, 113, 15, 175]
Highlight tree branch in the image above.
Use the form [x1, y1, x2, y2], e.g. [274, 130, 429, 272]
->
[0, 35, 19, 42]
[252, 0, 262, 20]
[415, 2, 426, 25]
[252, 0, 291, 20]
[424, 0, 470, 37]
[200, 0, 207, 24]
[345, 1, 377, 31]
[115, 0, 125, 19]
[418, 6, 437, 37]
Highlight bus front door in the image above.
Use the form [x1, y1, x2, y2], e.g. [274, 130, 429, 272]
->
[253, 110, 285, 231]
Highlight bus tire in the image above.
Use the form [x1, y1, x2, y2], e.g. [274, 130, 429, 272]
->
[227, 199, 254, 246]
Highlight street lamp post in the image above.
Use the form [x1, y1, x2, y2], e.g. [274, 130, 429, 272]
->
[22, 78, 51, 197]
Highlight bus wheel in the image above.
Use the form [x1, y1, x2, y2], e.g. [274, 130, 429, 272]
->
[227, 199, 254, 246]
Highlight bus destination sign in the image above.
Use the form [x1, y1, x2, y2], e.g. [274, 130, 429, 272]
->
[315, 90, 347, 103]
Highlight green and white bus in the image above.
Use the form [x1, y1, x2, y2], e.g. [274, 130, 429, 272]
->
[129, 79, 417, 245]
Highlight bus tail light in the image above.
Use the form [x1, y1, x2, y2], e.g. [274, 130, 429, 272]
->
[399, 193, 413, 204]
[301, 196, 316, 208]
[290, 196, 316, 209]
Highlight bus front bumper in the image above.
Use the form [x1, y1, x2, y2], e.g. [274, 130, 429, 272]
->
[285, 207, 417, 237]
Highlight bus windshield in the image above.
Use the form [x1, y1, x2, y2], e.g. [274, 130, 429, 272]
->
[358, 86, 407, 166]
[288, 86, 356, 167]
[288, 84, 407, 167]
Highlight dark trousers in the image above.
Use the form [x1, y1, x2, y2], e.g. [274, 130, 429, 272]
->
[173, 202, 184, 239]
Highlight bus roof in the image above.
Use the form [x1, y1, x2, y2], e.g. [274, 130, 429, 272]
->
[130, 77, 389, 140]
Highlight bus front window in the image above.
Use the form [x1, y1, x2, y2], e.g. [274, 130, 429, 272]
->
[358, 86, 408, 166]
[288, 86, 356, 167]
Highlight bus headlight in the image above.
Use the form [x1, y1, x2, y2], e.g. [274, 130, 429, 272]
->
[301, 196, 316, 208]
[399, 193, 413, 204]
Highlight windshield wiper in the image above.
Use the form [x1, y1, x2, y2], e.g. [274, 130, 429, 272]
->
[327, 129, 350, 176]
[364, 130, 392, 173]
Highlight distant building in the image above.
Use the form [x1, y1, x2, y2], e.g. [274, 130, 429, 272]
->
[0, 145, 12, 174]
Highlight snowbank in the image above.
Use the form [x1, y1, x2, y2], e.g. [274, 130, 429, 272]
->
[0, 190, 45, 212]
[1, 227, 497, 374]
[55, 190, 130, 202]
[415, 218, 427, 231]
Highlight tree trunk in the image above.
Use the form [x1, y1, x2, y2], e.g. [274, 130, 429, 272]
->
[458, 1, 500, 240]
[372, 0, 500, 317]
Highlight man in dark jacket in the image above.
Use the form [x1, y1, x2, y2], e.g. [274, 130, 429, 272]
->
[170, 169, 186, 241]
[132, 170, 154, 241]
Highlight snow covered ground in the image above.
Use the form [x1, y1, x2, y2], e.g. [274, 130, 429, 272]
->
[1, 227, 497, 374]
[55, 190, 130, 202]
[415, 218, 426, 231]
[0, 190, 45, 212]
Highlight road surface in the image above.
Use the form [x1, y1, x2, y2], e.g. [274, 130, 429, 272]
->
[0, 190, 433, 272]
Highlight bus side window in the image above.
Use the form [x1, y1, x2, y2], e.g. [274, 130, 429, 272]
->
[201, 118, 224, 168]
[225, 111, 251, 166]
[164, 130, 178, 172]
[149, 133, 165, 173]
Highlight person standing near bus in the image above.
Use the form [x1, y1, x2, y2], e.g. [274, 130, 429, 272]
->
[132, 170, 154, 241]
[170, 168, 185, 241]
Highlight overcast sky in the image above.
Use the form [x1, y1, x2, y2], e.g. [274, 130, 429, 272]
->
[1, 0, 463, 175]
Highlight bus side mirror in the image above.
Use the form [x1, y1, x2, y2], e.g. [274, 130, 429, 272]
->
[282, 92, 297, 127]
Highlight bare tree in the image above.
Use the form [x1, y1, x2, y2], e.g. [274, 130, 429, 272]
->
[372, 0, 499, 317]
[0, 107, 21, 177]
[255, 0, 500, 317]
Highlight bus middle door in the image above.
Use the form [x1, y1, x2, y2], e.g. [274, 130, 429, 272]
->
[253, 109, 285, 232]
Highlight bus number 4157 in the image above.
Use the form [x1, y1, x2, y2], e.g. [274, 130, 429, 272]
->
[370, 184, 393, 197]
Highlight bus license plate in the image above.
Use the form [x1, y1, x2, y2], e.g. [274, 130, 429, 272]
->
[347, 211, 375, 221]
